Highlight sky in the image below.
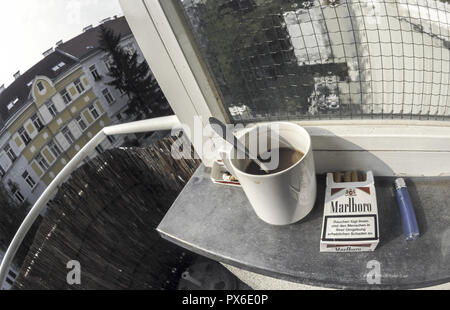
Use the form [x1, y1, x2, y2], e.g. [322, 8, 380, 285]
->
[0, 0, 123, 88]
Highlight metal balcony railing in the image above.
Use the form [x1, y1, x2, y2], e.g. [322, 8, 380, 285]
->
[0, 115, 181, 286]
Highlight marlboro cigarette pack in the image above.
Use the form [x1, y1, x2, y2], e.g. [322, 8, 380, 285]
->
[320, 171, 379, 252]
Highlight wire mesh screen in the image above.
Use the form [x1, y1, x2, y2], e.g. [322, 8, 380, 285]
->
[176, 0, 450, 122]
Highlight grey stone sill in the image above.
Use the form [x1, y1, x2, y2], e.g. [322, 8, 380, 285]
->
[157, 164, 450, 290]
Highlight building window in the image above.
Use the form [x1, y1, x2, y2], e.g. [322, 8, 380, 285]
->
[74, 78, 85, 93]
[102, 88, 115, 105]
[89, 64, 101, 81]
[37, 81, 44, 91]
[51, 62, 65, 72]
[62, 126, 75, 144]
[22, 171, 36, 189]
[107, 135, 116, 143]
[7, 98, 19, 110]
[31, 113, 44, 132]
[89, 104, 100, 119]
[104, 59, 112, 72]
[95, 145, 104, 154]
[4, 145, 17, 162]
[60, 89, 72, 105]
[46, 101, 58, 117]
[48, 140, 62, 158]
[76, 115, 87, 131]
[0, 164, 5, 177]
[18, 127, 31, 145]
[13, 190, 25, 203]
[35, 154, 50, 171]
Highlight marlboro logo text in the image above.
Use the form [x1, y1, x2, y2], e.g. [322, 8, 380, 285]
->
[331, 197, 372, 213]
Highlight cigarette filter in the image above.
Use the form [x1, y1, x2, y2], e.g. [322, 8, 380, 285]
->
[394, 178, 420, 240]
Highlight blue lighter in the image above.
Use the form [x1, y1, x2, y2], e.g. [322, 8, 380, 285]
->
[394, 178, 420, 240]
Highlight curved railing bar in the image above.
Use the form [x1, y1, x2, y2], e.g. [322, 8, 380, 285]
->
[0, 115, 181, 287]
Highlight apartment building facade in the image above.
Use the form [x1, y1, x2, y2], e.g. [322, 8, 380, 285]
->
[0, 16, 140, 210]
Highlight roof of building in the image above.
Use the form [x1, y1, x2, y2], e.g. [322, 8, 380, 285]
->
[57, 16, 132, 60]
[0, 50, 78, 130]
[0, 16, 132, 131]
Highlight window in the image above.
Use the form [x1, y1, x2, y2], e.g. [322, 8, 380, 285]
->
[52, 62, 65, 72]
[0, 164, 5, 177]
[74, 78, 85, 93]
[35, 154, 50, 171]
[8, 270, 17, 279]
[104, 59, 112, 72]
[4, 145, 17, 162]
[62, 126, 75, 144]
[107, 135, 116, 143]
[48, 140, 62, 158]
[102, 88, 115, 105]
[170, 0, 450, 122]
[31, 113, 44, 132]
[76, 115, 87, 131]
[18, 127, 31, 145]
[95, 145, 104, 154]
[60, 89, 72, 105]
[37, 81, 44, 91]
[46, 101, 58, 117]
[22, 171, 36, 189]
[13, 190, 25, 203]
[89, 64, 101, 81]
[89, 104, 100, 119]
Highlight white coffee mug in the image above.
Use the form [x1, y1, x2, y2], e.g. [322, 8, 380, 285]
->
[220, 122, 316, 225]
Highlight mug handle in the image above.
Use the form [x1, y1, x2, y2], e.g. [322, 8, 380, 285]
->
[218, 145, 237, 177]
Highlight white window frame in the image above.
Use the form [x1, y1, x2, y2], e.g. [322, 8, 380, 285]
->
[18, 126, 31, 145]
[46, 101, 58, 117]
[74, 78, 85, 94]
[75, 115, 87, 131]
[62, 126, 75, 144]
[60, 88, 72, 105]
[31, 113, 44, 132]
[13, 189, 25, 203]
[89, 104, 100, 120]
[102, 88, 115, 105]
[4, 144, 17, 162]
[36, 81, 44, 92]
[89, 64, 101, 81]
[22, 170, 36, 189]
[119, 0, 450, 176]
[35, 153, 50, 172]
[48, 140, 62, 158]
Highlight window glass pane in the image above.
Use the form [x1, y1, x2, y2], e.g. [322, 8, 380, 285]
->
[175, 0, 450, 122]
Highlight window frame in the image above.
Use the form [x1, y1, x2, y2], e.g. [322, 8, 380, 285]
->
[74, 78, 85, 94]
[60, 88, 72, 105]
[36, 81, 45, 92]
[75, 115, 87, 131]
[4, 144, 17, 162]
[46, 101, 58, 117]
[48, 140, 62, 158]
[35, 153, 50, 172]
[89, 104, 100, 119]
[89, 64, 101, 81]
[119, 0, 450, 176]
[13, 189, 25, 203]
[22, 170, 36, 189]
[31, 113, 44, 132]
[102, 88, 115, 105]
[18, 126, 32, 145]
[62, 126, 75, 144]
